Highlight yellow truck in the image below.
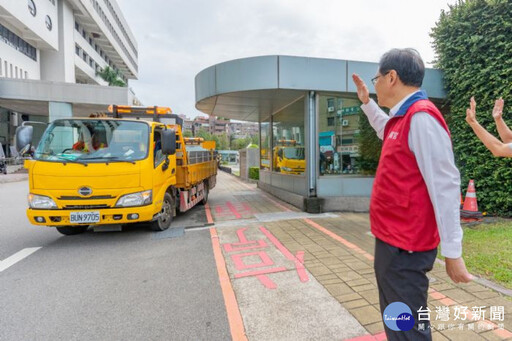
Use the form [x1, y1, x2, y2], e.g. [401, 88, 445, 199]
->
[15, 106, 217, 235]
[273, 140, 305, 175]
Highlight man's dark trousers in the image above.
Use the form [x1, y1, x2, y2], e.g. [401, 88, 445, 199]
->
[374, 237, 437, 341]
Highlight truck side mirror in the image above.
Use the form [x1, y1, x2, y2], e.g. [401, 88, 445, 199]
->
[161, 130, 176, 155]
[15, 125, 33, 155]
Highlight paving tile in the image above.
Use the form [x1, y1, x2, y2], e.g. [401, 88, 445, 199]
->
[364, 321, 385, 335]
[343, 298, 370, 309]
[324, 283, 354, 296]
[319, 278, 344, 286]
[351, 284, 376, 293]
[431, 282, 457, 291]
[345, 278, 371, 287]
[307, 265, 333, 276]
[432, 331, 450, 340]
[438, 328, 486, 340]
[335, 292, 362, 303]
[336, 270, 363, 282]
[358, 289, 380, 305]
[442, 289, 477, 303]
[349, 305, 382, 325]
[474, 290, 502, 300]
[480, 329, 511, 340]
[314, 273, 339, 281]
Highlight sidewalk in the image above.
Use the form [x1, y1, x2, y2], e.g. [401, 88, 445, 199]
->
[209, 171, 512, 341]
[0, 165, 28, 184]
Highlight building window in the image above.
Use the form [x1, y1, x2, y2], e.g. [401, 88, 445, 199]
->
[28, 0, 36, 17]
[319, 94, 361, 175]
[49, 0, 56, 5]
[75, 45, 80, 56]
[45, 16, 52, 31]
[0, 24, 37, 61]
[75, 22, 80, 31]
[272, 98, 305, 175]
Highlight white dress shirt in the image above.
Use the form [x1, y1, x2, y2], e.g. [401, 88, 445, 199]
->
[361, 91, 463, 258]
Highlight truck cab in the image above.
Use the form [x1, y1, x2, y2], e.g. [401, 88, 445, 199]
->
[273, 139, 305, 175]
[16, 106, 216, 235]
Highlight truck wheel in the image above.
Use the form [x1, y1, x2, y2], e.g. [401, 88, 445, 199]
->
[56, 226, 88, 235]
[200, 182, 209, 205]
[151, 192, 173, 231]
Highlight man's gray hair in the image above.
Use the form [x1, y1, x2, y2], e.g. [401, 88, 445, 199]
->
[379, 48, 425, 87]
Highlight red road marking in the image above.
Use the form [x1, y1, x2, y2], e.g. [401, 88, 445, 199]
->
[222, 228, 268, 252]
[226, 201, 243, 219]
[256, 274, 277, 289]
[234, 267, 288, 278]
[205, 203, 214, 224]
[259, 226, 309, 283]
[209, 228, 247, 341]
[294, 251, 309, 283]
[232, 251, 275, 270]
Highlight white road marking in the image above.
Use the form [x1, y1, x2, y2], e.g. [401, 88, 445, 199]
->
[0, 247, 42, 272]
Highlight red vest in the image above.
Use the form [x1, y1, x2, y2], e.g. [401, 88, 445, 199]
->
[370, 97, 451, 251]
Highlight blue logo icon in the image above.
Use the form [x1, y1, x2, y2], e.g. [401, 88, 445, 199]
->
[383, 302, 415, 331]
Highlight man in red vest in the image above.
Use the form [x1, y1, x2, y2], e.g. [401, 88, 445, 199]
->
[352, 48, 472, 340]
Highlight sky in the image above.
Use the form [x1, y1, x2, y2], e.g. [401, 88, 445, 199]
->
[120, 0, 457, 120]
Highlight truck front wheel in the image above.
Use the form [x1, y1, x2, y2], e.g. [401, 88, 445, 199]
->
[56, 226, 88, 235]
[151, 192, 173, 231]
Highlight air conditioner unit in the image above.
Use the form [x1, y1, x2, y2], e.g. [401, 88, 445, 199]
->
[327, 106, 335, 113]
[342, 120, 349, 126]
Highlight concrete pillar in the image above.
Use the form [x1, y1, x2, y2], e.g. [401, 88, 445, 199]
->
[40, 1, 75, 82]
[49, 101, 72, 121]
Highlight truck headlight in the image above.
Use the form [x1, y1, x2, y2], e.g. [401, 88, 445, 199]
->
[115, 190, 152, 207]
[28, 194, 57, 209]
[281, 167, 292, 172]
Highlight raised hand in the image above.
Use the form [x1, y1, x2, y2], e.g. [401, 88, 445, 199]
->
[352, 73, 370, 105]
[492, 97, 504, 120]
[466, 96, 477, 125]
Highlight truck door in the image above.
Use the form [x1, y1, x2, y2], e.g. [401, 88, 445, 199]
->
[152, 127, 167, 200]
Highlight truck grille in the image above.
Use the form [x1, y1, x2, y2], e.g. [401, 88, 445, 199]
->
[59, 195, 114, 200]
[63, 204, 110, 210]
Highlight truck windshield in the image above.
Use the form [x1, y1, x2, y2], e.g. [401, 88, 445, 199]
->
[283, 147, 305, 160]
[34, 120, 149, 162]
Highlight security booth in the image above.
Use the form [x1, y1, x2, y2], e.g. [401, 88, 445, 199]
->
[195, 55, 446, 212]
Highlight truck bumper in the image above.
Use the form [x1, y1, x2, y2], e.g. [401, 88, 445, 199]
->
[27, 205, 158, 227]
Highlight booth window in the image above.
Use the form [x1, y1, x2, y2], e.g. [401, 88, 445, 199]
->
[271, 98, 305, 175]
[318, 95, 361, 175]
[260, 119, 271, 170]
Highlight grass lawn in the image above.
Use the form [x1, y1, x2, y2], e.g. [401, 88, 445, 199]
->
[462, 221, 512, 290]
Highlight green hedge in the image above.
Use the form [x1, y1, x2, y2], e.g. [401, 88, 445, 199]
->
[249, 167, 259, 180]
[431, 0, 512, 216]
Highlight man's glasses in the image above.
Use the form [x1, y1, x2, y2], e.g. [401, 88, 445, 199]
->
[371, 72, 390, 85]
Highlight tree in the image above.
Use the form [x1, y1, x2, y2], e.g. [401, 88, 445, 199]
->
[97, 66, 126, 87]
[356, 106, 382, 175]
[431, 0, 512, 216]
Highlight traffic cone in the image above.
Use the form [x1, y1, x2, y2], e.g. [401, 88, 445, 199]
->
[460, 179, 483, 222]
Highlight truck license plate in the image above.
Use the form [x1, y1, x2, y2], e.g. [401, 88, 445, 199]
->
[70, 211, 100, 224]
